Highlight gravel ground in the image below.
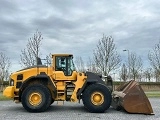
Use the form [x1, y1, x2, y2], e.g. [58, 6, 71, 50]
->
[0, 98, 159, 120]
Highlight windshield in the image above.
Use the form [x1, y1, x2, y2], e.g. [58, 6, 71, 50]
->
[68, 56, 76, 71]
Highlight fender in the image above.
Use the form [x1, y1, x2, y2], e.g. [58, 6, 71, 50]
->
[19, 73, 56, 101]
[77, 72, 106, 97]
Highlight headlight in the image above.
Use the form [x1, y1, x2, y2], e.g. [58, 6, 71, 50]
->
[9, 79, 14, 86]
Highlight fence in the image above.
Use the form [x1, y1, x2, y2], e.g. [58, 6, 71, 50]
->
[113, 82, 160, 91]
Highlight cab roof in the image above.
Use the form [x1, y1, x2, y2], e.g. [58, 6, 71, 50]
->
[52, 54, 73, 57]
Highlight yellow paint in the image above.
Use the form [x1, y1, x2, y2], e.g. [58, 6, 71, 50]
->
[29, 92, 42, 106]
[91, 92, 104, 105]
[3, 86, 14, 98]
[71, 73, 87, 102]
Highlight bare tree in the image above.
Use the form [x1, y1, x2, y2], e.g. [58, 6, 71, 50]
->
[45, 53, 52, 66]
[93, 35, 121, 77]
[129, 52, 143, 80]
[144, 68, 152, 82]
[86, 57, 100, 73]
[86, 57, 93, 72]
[0, 52, 11, 90]
[20, 30, 42, 67]
[148, 41, 160, 82]
[120, 63, 128, 82]
[154, 70, 160, 82]
[138, 69, 143, 82]
[74, 56, 85, 72]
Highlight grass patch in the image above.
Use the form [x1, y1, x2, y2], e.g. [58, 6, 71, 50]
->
[145, 91, 160, 98]
[0, 92, 12, 101]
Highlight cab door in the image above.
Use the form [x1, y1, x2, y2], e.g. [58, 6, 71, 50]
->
[54, 56, 67, 80]
[54, 56, 76, 80]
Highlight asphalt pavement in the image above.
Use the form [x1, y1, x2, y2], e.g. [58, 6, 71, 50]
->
[0, 98, 159, 120]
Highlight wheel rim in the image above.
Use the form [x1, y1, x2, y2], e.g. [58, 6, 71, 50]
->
[29, 92, 42, 106]
[91, 92, 104, 106]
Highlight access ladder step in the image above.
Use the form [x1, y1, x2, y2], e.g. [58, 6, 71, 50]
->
[57, 101, 64, 105]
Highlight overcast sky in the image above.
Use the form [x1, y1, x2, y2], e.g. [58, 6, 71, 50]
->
[0, 0, 160, 73]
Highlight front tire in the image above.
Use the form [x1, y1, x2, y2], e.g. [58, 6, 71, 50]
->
[82, 83, 112, 113]
[50, 99, 55, 105]
[21, 84, 51, 112]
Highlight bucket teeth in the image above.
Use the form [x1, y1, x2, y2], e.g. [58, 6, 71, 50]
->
[111, 80, 154, 115]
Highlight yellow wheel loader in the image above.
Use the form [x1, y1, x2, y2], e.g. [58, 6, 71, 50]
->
[3, 54, 153, 114]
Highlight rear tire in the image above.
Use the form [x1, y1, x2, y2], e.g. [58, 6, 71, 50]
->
[21, 84, 51, 112]
[82, 84, 112, 113]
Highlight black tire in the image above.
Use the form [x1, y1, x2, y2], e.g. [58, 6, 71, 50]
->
[50, 99, 55, 105]
[21, 84, 51, 112]
[82, 83, 112, 113]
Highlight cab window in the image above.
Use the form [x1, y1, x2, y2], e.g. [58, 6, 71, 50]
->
[55, 57, 67, 72]
[55, 56, 75, 76]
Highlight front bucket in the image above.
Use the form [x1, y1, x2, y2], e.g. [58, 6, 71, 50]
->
[112, 80, 154, 115]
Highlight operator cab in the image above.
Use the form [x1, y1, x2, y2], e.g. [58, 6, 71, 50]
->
[53, 54, 76, 76]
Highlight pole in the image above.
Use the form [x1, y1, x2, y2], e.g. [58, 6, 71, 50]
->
[123, 49, 130, 80]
